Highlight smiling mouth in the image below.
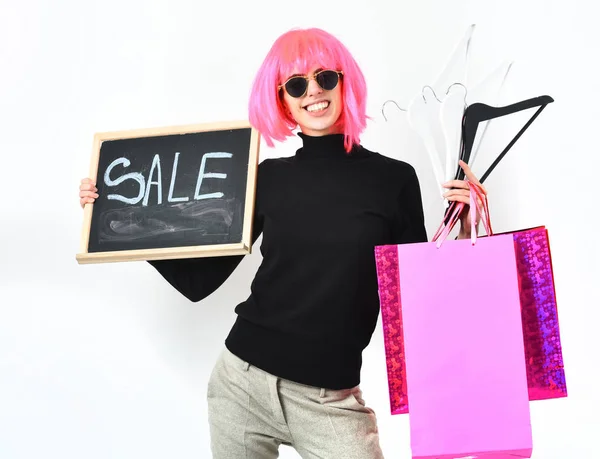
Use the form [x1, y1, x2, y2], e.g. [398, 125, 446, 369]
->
[304, 101, 330, 112]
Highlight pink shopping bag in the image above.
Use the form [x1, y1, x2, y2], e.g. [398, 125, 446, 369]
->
[376, 182, 537, 458]
[375, 226, 567, 416]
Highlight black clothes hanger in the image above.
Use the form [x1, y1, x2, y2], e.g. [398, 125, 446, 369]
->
[443, 95, 554, 226]
[455, 95, 554, 182]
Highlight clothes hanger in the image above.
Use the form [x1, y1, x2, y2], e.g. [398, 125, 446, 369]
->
[381, 99, 407, 121]
[381, 84, 448, 120]
[422, 85, 443, 103]
[407, 86, 446, 197]
[456, 95, 554, 182]
[445, 83, 468, 105]
[464, 61, 514, 173]
[442, 94, 554, 227]
[382, 86, 448, 196]
[416, 83, 468, 208]
[440, 82, 468, 192]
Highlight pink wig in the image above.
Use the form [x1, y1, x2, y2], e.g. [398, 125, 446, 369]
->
[248, 28, 367, 153]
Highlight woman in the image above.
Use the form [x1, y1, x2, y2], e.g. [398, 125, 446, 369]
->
[79, 27, 484, 459]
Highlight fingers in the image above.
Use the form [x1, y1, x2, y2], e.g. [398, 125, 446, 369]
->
[443, 188, 470, 199]
[80, 190, 99, 199]
[445, 195, 471, 205]
[445, 188, 485, 207]
[442, 161, 487, 195]
[458, 160, 487, 194]
[80, 183, 97, 192]
[79, 193, 98, 208]
[79, 177, 98, 208]
[80, 178, 97, 190]
[80, 197, 96, 208]
[442, 179, 469, 190]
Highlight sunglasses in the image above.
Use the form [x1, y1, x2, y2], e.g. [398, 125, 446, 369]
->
[278, 69, 344, 98]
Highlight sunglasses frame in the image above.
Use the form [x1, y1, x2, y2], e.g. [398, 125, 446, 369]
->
[278, 69, 344, 98]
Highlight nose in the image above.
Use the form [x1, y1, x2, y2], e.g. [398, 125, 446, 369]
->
[306, 77, 323, 97]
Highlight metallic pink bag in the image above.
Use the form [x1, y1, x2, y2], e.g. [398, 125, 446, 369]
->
[375, 189, 567, 416]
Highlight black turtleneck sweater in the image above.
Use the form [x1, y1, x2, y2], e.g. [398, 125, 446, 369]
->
[149, 133, 427, 389]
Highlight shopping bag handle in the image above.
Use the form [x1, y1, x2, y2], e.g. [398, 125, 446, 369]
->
[432, 181, 493, 248]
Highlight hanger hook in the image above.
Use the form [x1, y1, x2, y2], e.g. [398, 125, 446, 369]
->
[445, 82, 468, 106]
[381, 99, 407, 121]
[422, 85, 442, 103]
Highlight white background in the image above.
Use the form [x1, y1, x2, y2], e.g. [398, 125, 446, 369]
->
[1, 0, 598, 458]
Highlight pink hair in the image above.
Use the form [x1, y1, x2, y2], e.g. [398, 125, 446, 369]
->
[248, 28, 367, 153]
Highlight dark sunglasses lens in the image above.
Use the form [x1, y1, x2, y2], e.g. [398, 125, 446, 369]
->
[316, 71, 340, 90]
[285, 77, 308, 98]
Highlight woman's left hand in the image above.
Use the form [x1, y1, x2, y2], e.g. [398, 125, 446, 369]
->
[442, 160, 487, 239]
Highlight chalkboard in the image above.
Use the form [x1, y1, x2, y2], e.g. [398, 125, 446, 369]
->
[76, 121, 260, 264]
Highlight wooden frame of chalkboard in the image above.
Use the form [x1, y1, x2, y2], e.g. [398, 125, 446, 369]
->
[76, 120, 260, 264]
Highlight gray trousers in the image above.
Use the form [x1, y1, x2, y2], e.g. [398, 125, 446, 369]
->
[207, 347, 384, 459]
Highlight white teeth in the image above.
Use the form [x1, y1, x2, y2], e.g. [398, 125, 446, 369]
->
[306, 101, 329, 112]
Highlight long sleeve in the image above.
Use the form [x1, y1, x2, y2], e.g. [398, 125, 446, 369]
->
[393, 166, 428, 244]
[147, 160, 267, 303]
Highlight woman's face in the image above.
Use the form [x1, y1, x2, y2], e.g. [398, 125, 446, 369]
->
[280, 67, 343, 136]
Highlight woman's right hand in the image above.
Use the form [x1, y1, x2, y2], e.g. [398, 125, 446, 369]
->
[79, 178, 99, 208]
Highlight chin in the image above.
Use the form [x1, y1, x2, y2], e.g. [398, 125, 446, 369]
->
[309, 123, 335, 133]
[302, 118, 338, 134]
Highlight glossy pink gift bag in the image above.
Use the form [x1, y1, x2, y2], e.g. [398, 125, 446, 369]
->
[375, 188, 566, 413]
[375, 183, 542, 458]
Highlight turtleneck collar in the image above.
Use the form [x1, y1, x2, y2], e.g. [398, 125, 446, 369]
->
[295, 132, 368, 160]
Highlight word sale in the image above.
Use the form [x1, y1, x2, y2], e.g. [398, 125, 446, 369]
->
[103, 152, 233, 206]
